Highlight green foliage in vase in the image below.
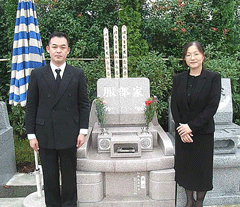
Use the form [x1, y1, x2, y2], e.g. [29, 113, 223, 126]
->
[144, 96, 158, 128]
[95, 97, 107, 128]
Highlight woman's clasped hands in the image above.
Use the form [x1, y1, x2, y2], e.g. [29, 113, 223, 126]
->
[177, 123, 193, 143]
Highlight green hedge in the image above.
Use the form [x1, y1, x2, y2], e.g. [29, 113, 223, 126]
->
[1, 0, 240, 139]
[205, 53, 240, 125]
[142, 0, 240, 57]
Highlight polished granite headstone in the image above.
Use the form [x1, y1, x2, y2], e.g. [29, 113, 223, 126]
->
[77, 77, 175, 206]
[168, 78, 240, 206]
[0, 101, 16, 185]
[97, 78, 149, 125]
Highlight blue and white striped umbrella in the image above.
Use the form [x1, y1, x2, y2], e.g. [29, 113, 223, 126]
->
[9, 0, 45, 107]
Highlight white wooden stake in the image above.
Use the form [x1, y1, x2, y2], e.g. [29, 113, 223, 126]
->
[122, 25, 128, 78]
[113, 25, 120, 78]
[103, 28, 111, 78]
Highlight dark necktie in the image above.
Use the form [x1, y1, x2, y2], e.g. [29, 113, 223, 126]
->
[55, 69, 61, 88]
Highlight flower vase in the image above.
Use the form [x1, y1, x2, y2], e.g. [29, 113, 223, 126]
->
[97, 128, 112, 153]
[141, 126, 150, 134]
[138, 126, 153, 151]
[100, 127, 109, 135]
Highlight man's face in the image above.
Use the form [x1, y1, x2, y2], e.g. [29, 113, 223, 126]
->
[46, 36, 70, 66]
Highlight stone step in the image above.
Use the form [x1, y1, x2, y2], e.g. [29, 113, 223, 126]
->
[0, 197, 25, 207]
[0, 173, 39, 198]
[6, 173, 38, 186]
[0, 185, 36, 198]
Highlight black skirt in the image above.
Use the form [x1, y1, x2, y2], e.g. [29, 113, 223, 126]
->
[174, 132, 214, 191]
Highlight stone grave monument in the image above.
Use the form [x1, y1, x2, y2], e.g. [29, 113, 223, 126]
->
[76, 26, 175, 206]
[168, 78, 240, 206]
[0, 101, 16, 185]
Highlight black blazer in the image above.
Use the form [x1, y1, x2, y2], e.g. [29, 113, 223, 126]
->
[171, 69, 221, 135]
[25, 64, 90, 149]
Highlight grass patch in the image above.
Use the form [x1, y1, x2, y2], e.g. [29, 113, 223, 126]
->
[14, 136, 35, 164]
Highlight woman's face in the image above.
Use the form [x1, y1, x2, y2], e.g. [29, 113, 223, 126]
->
[185, 44, 205, 71]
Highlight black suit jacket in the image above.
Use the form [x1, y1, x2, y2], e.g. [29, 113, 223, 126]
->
[171, 69, 221, 135]
[25, 64, 90, 149]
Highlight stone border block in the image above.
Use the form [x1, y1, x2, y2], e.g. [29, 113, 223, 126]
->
[77, 171, 103, 203]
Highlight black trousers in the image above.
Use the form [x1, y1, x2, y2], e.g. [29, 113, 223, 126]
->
[39, 147, 77, 207]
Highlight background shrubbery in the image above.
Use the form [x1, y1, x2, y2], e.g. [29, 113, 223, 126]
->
[142, 0, 240, 56]
[0, 0, 240, 165]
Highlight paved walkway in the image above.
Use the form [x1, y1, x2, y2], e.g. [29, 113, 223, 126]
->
[0, 173, 36, 207]
[1, 173, 240, 207]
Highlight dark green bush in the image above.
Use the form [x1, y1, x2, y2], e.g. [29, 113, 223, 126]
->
[36, 0, 119, 58]
[119, 0, 149, 75]
[142, 0, 239, 57]
[0, 0, 17, 103]
[9, 105, 26, 139]
[136, 52, 173, 129]
[205, 53, 240, 125]
[14, 136, 35, 164]
[67, 57, 106, 103]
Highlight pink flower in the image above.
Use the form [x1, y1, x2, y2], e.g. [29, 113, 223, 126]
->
[212, 27, 218, 32]
[223, 29, 229, 37]
[159, 6, 164, 10]
[152, 97, 158, 103]
[176, 21, 184, 25]
[181, 28, 186, 33]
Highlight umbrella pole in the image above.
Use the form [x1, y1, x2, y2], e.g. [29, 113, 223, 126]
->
[34, 150, 43, 198]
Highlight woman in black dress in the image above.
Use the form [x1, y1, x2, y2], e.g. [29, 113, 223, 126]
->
[171, 41, 221, 207]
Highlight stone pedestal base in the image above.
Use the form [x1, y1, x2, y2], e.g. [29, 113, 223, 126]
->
[149, 169, 175, 200]
[77, 171, 103, 203]
[23, 191, 45, 207]
[77, 196, 175, 207]
[176, 154, 240, 207]
[0, 102, 16, 185]
[204, 154, 240, 206]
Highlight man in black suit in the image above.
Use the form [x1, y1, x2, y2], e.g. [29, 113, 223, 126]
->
[25, 32, 89, 207]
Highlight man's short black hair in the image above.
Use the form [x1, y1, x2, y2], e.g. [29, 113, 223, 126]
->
[48, 32, 69, 46]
